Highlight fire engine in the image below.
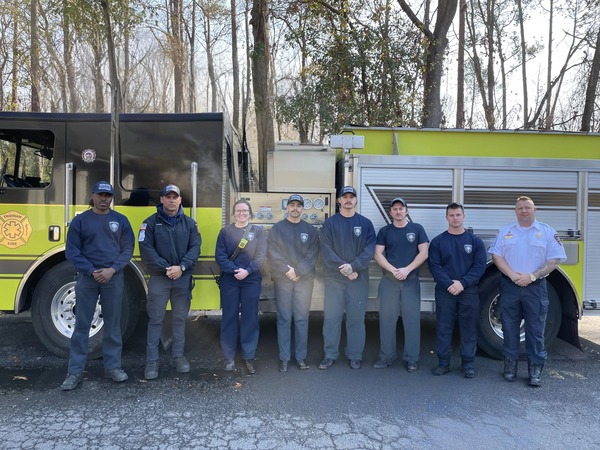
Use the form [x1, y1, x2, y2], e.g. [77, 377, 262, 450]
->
[0, 112, 597, 359]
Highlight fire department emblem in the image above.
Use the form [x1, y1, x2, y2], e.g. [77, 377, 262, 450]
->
[0, 211, 33, 249]
[247, 232, 255, 241]
[300, 233, 308, 243]
[464, 244, 473, 254]
[82, 149, 96, 163]
[406, 233, 416, 243]
[109, 221, 120, 232]
[353, 227, 362, 237]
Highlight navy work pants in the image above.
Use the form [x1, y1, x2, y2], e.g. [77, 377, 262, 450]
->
[322, 274, 369, 361]
[499, 277, 548, 363]
[434, 285, 480, 366]
[219, 274, 261, 361]
[146, 275, 192, 362]
[68, 271, 124, 375]
[274, 276, 314, 362]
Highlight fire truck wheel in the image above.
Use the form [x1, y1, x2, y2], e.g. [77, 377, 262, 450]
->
[477, 271, 562, 360]
[31, 261, 138, 359]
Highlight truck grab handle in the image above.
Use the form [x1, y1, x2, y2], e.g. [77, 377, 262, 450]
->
[191, 162, 198, 221]
[65, 163, 74, 226]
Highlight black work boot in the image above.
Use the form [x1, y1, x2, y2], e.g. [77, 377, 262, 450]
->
[503, 358, 517, 382]
[528, 361, 544, 387]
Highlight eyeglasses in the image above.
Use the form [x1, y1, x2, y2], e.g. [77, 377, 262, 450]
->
[235, 210, 250, 214]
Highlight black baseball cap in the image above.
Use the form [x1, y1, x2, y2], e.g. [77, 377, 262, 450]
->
[390, 197, 407, 208]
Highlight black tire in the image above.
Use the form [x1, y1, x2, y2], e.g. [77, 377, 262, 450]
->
[477, 271, 562, 360]
[31, 261, 139, 359]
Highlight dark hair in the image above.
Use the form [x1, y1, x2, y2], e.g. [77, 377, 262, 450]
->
[232, 199, 253, 217]
[446, 202, 464, 214]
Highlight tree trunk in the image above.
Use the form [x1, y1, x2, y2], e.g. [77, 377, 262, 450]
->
[397, 0, 458, 127]
[231, 0, 240, 130]
[10, 0, 18, 110]
[251, 0, 274, 191]
[30, 0, 40, 112]
[63, 0, 78, 112]
[516, 0, 528, 128]
[581, 28, 600, 132]
[169, 0, 185, 112]
[545, 0, 554, 130]
[456, 0, 466, 128]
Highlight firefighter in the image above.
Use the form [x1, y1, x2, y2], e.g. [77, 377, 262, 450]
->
[61, 181, 134, 391]
[372, 197, 429, 373]
[267, 194, 319, 372]
[490, 196, 566, 386]
[138, 184, 201, 380]
[318, 186, 376, 370]
[428, 203, 486, 378]
[215, 199, 267, 375]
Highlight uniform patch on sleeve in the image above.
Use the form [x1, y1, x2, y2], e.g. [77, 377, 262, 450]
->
[138, 223, 147, 242]
[554, 233, 562, 246]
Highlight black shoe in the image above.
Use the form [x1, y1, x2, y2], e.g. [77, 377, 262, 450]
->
[406, 361, 418, 373]
[224, 360, 235, 372]
[60, 373, 83, 391]
[104, 368, 128, 383]
[245, 359, 256, 375]
[279, 360, 288, 373]
[349, 360, 361, 370]
[431, 365, 450, 376]
[145, 360, 159, 380]
[171, 356, 191, 373]
[372, 359, 392, 369]
[528, 361, 544, 387]
[463, 364, 475, 378]
[297, 360, 310, 370]
[503, 358, 518, 382]
[318, 358, 334, 370]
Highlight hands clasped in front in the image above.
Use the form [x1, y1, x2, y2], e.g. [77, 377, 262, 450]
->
[92, 267, 116, 284]
[339, 263, 358, 280]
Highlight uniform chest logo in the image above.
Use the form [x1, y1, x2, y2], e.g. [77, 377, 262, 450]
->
[300, 233, 308, 243]
[464, 244, 473, 254]
[0, 211, 33, 249]
[109, 221, 120, 232]
[406, 233, 416, 243]
[353, 226, 362, 237]
[504, 231, 513, 240]
[247, 232, 255, 241]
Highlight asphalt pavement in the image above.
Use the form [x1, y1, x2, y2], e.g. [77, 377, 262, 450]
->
[1, 309, 600, 449]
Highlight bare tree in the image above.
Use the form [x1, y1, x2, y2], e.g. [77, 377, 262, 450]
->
[397, 0, 458, 127]
[231, 0, 240, 129]
[250, 0, 274, 190]
[30, 0, 40, 111]
[581, 27, 600, 131]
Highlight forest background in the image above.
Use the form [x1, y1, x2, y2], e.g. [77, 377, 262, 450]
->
[1, 0, 599, 177]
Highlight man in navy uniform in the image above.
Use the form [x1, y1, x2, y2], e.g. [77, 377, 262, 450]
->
[318, 186, 376, 370]
[139, 184, 201, 379]
[268, 194, 319, 372]
[61, 181, 134, 391]
[373, 197, 429, 373]
[428, 203, 486, 378]
[490, 196, 566, 386]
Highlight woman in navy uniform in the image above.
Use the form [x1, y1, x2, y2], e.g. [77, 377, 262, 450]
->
[215, 199, 267, 374]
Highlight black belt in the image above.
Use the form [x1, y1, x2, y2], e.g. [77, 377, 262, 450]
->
[502, 274, 545, 285]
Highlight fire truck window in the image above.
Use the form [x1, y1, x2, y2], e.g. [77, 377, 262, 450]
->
[0, 130, 54, 188]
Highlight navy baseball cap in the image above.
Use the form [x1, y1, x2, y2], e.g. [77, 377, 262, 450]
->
[161, 184, 181, 196]
[287, 194, 304, 206]
[92, 181, 114, 195]
[338, 186, 357, 197]
[390, 197, 407, 208]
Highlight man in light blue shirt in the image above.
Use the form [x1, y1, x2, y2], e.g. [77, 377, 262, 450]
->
[489, 196, 566, 387]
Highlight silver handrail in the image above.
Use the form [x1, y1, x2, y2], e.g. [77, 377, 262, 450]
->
[191, 162, 198, 221]
[65, 163, 74, 226]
